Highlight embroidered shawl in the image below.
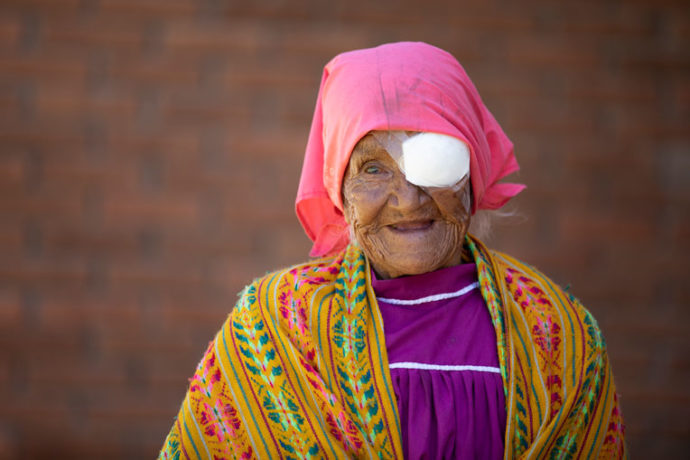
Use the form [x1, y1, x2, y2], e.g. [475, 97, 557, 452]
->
[159, 237, 626, 459]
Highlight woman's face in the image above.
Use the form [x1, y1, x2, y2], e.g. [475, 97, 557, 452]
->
[342, 133, 471, 279]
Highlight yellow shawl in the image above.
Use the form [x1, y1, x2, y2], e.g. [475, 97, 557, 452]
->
[159, 237, 626, 459]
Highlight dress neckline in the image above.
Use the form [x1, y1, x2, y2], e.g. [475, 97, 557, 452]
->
[371, 261, 478, 302]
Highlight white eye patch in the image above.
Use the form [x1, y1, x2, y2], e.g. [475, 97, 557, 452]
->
[370, 131, 470, 189]
[400, 132, 470, 188]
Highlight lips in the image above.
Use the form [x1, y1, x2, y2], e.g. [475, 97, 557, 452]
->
[389, 219, 434, 231]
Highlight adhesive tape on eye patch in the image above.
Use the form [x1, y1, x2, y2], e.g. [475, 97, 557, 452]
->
[401, 133, 470, 187]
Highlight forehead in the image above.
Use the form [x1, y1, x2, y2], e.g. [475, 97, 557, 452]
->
[351, 133, 382, 155]
[350, 130, 418, 161]
[347, 134, 393, 173]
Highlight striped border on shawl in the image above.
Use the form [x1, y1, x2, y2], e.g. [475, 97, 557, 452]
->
[476, 242, 627, 459]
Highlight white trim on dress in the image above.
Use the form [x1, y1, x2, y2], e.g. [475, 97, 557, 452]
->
[388, 362, 501, 373]
[376, 281, 480, 305]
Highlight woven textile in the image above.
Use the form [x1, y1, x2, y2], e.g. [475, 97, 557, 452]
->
[159, 236, 625, 459]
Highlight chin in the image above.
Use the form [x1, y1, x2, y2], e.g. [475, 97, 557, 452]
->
[379, 254, 448, 279]
[356, 230, 460, 279]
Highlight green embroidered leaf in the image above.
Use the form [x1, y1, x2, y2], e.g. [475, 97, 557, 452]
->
[287, 397, 299, 412]
[368, 401, 379, 417]
[341, 384, 353, 398]
[517, 418, 528, 435]
[346, 401, 358, 415]
[234, 332, 249, 344]
[272, 366, 283, 376]
[263, 394, 275, 410]
[292, 412, 305, 426]
[268, 412, 282, 425]
[516, 401, 526, 416]
[278, 440, 296, 454]
[372, 419, 383, 435]
[519, 435, 529, 449]
[354, 339, 366, 356]
[239, 346, 253, 359]
[245, 363, 260, 375]
[363, 386, 375, 400]
[336, 366, 350, 382]
[515, 385, 524, 399]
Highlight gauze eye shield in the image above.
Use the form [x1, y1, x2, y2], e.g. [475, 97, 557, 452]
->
[370, 131, 470, 190]
[368, 130, 471, 215]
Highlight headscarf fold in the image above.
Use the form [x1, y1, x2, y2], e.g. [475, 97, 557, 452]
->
[296, 41, 526, 257]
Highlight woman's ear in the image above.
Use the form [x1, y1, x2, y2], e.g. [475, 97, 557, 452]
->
[340, 164, 352, 225]
[341, 195, 352, 225]
[348, 225, 358, 246]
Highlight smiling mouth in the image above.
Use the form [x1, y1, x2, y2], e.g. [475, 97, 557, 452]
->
[389, 220, 435, 231]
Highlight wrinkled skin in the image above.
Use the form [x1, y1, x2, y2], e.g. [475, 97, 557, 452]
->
[342, 133, 471, 279]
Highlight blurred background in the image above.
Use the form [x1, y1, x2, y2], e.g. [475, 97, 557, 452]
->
[0, 0, 688, 458]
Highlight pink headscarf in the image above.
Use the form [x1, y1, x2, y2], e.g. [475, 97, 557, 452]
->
[296, 42, 525, 257]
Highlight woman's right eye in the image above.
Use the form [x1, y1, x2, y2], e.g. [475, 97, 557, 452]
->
[363, 162, 383, 174]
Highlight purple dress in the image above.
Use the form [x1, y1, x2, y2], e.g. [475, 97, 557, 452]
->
[371, 262, 506, 459]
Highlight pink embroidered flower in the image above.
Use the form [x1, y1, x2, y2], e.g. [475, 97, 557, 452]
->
[199, 399, 241, 444]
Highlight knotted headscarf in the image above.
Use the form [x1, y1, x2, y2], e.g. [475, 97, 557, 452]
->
[296, 42, 525, 257]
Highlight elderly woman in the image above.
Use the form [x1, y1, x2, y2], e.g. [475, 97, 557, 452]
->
[159, 42, 625, 459]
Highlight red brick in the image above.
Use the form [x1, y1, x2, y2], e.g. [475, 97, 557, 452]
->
[270, 26, 374, 56]
[0, 290, 21, 330]
[0, 14, 21, 49]
[35, 84, 137, 119]
[0, 153, 24, 191]
[0, 0, 80, 9]
[163, 21, 267, 54]
[43, 17, 145, 50]
[0, 224, 22, 260]
[102, 193, 199, 229]
[0, 195, 83, 222]
[0, 259, 88, 286]
[506, 35, 601, 69]
[107, 128, 198, 157]
[223, 62, 316, 89]
[0, 53, 88, 82]
[558, 210, 656, 244]
[0, 125, 84, 151]
[110, 56, 201, 86]
[99, 0, 198, 17]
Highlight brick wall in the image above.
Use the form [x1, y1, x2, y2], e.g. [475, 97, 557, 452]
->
[0, 1, 687, 458]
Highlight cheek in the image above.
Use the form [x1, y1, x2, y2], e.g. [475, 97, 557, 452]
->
[429, 188, 471, 226]
[343, 181, 388, 228]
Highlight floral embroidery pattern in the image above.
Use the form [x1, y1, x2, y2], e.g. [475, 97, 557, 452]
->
[505, 267, 564, 419]
[159, 237, 625, 459]
[233, 285, 320, 459]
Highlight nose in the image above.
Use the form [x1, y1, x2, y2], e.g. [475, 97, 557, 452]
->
[388, 175, 430, 212]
